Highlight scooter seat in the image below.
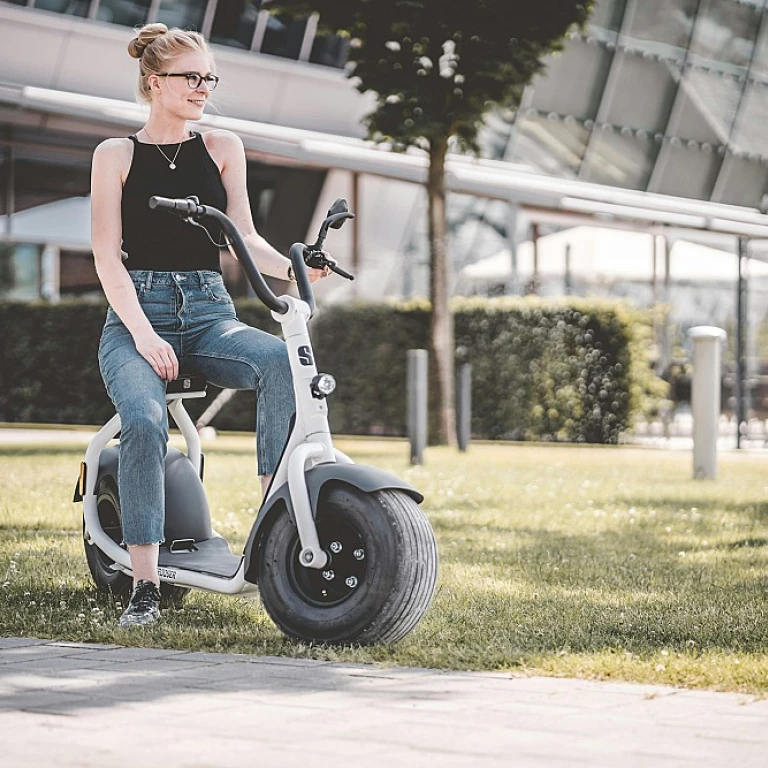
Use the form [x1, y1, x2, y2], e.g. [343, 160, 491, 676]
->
[166, 372, 208, 399]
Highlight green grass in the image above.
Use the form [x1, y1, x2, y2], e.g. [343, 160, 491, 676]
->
[1, 436, 767, 693]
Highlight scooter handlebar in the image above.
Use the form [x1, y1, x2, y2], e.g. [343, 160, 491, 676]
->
[149, 196, 289, 315]
[149, 195, 354, 317]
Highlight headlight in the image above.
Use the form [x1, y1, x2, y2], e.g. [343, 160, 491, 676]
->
[310, 373, 336, 399]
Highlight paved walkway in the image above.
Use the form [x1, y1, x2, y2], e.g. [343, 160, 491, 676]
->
[1, 637, 766, 767]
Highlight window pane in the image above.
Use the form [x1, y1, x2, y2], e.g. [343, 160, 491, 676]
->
[582, 130, 658, 189]
[714, 155, 768, 208]
[678, 69, 742, 141]
[0, 243, 41, 300]
[531, 42, 613, 121]
[603, 53, 678, 133]
[622, 0, 698, 63]
[210, 0, 261, 50]
[732, 83, 768, 156]
[33, 0, 90, 15]
[589, 0, 627, 36]
[260, 13, 307, 60]
[156, 0, 206, 31]
[96, 0, 151, 27]
[512, 114, 589, 177]
[309, 34, 349, 68]
[751, 16, 768, 78]
[652, 144, 721, 199]
[689, 0, 761, 75]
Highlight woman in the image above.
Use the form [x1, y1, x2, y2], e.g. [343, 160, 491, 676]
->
[91, 23, 327, 628]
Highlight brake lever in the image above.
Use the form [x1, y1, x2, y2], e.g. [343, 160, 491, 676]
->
[329, 263, 354, 281]
[303, 248, 355, 280]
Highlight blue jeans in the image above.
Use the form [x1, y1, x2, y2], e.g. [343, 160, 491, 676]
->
[98, 270, 294, 546]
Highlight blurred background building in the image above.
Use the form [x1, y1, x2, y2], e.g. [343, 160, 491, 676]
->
[2, 0, 768, 427]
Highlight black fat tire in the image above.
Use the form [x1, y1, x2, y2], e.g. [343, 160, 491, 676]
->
[83, 476, 190, 607]
[256, 485, 438, 645]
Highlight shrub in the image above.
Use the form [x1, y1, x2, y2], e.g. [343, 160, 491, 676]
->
[0, 297, 664, 443]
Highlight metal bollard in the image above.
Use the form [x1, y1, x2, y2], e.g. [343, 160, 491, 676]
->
[688, 326, 726, 479]
[457, 363, 471, 452]
[407, 350, 428, 465]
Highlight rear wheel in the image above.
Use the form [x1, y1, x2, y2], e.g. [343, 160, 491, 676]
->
[256, 485, 438, 645]
[83, 476, 190, 607]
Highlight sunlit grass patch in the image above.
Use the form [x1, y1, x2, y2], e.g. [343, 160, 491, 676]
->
[0, 437, 766, 692]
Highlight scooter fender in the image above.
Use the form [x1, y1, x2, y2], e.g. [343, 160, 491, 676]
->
[90, 445, 213, 544]
[242, 463, 423, 584]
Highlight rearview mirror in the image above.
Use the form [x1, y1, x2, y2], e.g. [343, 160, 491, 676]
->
[327, 199, 351, 229]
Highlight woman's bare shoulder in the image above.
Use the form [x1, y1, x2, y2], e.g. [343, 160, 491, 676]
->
[93, 137, 134, 169]
[201, 128, 243, 166]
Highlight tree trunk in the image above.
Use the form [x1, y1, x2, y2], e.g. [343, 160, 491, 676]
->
[427, 136, 457, 447]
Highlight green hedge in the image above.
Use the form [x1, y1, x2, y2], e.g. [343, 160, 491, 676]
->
[0, 297, 665, 443]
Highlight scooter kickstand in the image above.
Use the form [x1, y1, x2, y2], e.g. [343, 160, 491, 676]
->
[287, 442, 329, 569]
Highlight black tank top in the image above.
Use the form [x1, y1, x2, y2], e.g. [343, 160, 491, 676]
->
[121, 132, 228, 272]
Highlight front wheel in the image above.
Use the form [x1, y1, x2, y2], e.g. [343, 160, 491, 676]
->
[256, 485, 438, 645]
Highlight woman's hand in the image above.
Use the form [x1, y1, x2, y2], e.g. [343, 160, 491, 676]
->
[307, 264, 331, 283]
[133, 330, 179, 381]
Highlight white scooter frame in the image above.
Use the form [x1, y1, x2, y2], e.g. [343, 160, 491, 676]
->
[77, 196, 437, 644]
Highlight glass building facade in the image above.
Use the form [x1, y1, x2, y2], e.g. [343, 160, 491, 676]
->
[3, 0, 348, 68]
[473, 0, 768, 208]
[2, 0, 768, 431]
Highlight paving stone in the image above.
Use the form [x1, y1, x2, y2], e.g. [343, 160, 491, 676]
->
[1, 638, 767, 767]
[0, 638, 48, 649]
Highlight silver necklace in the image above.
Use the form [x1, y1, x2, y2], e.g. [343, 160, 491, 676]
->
[142, 128, 186, 170]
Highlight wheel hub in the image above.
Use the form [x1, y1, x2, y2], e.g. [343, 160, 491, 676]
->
[289, 517, 367, 606]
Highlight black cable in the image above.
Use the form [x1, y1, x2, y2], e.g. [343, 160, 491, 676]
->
[184, 217, 232, 249]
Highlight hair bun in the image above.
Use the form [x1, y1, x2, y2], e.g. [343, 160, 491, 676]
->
[127, 23, 169, 59]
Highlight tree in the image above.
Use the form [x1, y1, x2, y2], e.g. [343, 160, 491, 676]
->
[272, 0, 594, 445]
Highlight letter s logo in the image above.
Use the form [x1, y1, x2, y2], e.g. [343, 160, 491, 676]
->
[298, 346, 314, 366]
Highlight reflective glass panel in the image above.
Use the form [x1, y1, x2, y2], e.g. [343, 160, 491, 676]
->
[713, 154, 768, 208]
[96, 0, 151, 27]
[603, 54, 678, 133]
[310, 34, 349, 68]
[679, 69, 742, 142]
[156, 0, 206, 30]
[689, 0, 761, 75]
[33, 0, 90, 15]
[0, 243, 42, 300]
[210, 0, 261, 50]
[582, 130, 658, 189]
[732, 83, 768, 157]
[589, 0, 627, 33]
[512, 115, 589, 178]
[751, 16, 768, 78]
[622, 0, 698, 63]
[260, 13, 307, 60]
[531, 42, 612, 121]
[652, 144, 721, 199]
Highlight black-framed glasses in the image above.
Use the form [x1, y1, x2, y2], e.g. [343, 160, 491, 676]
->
[158, 73, 220, 91]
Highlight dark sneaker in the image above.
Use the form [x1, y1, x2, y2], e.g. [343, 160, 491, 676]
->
[119, 580, 161, 628]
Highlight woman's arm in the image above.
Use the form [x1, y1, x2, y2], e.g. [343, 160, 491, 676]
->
[91, 139, 178, 381]
[207, 130, 326, 282]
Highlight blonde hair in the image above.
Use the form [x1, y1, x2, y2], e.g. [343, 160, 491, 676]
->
[127, 23, 213, 104]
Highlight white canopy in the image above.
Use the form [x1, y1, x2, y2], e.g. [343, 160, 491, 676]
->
[459, 226, 768, 284]
[0, 196, 92, 249]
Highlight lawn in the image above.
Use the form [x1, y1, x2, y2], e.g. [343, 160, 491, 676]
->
[1, 435, 767, 693]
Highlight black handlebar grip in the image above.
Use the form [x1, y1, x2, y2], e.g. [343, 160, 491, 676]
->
[148, 196, 199, 216]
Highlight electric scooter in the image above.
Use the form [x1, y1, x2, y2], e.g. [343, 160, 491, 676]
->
[74, 196, 439, 645]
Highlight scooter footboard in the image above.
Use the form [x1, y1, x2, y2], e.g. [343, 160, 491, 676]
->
[242, 463, 423, 584]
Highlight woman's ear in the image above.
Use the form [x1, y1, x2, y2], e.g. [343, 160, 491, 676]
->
[147, 74, 161, 95]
